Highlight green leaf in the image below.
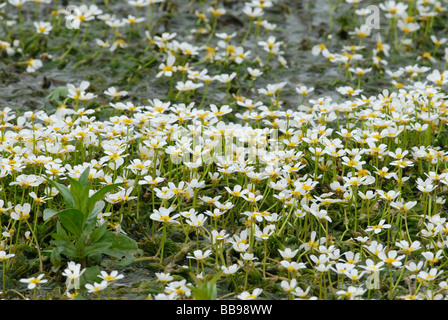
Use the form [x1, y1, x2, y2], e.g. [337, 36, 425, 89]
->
[75, 233, 88, 258]
[51, 232, 70, 241]
[102, 232, 138, 260]
[107, 232, 138, 250]
[51, 240, 78, 258]
[83, 241, 112, 257]
[82, 266, 101, 285]
[51, 221, 71, 241]
[78, 167, 90, 189]
[86, 183, 124, 217]
[57, 208, 85, 237]
[50, 239, 74, 247]
[115, 251, 143, 266]
[43, 208, 58, 221]
[87, 200, 105, 222]
[66, 168, 91, 218]
[67, 176, 89, 215]
[46, 86, 68, 102]
[46, 178, 75, 208]
[89, 222, 108, 243]
[50, 247, 62, 270]
[189, 271, 222, 300]
[83, 201, 105, 235]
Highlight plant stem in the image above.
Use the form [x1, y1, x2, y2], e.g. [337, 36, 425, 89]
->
[59, 29, 81, 61]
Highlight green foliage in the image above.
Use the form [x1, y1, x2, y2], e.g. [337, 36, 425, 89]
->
[189, 271, 222, 300]
[43, 167, 139, 268]
[45, 86, 68, 104]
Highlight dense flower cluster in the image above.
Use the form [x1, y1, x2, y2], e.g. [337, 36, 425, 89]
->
[1, 0, 448, 300]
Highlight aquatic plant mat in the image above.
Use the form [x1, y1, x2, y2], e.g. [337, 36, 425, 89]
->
[1, 0, 448, 301]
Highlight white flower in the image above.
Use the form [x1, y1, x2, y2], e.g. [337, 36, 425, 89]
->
[221, 264, 239, 275]
[26, 58, 43, 73]
[20, 274, 47, 290]
[336, 286, 366, 300]
[0, 251, 15, 261]
[104, 87, 128, 99]
[34, 21, 52, 35]
[62, 262, 86, 290]
[99, 270, 124, 283]
[365, 219, 392, 234]
[11, 203, 31, 221]
[237, 288, 263, 300]
[85, 280, 109, 293]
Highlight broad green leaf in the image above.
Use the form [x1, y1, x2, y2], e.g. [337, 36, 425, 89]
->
[83, 201, 105, 234]
[50, 240, 78, 258]
[57, 208, 85, 237]
[46, 178, 75, 208]
[50, 247, 62, 270]
[67, 176, 89, 216]
[51, 221, 71, 241]
[75, 232, 88, 257]
[43, 208, 58, 221]
[189, 271, 221, 300]
[78, 167, 90, 189]
[87, 200, 105, 222]
[103, 232, 138, 250]
[83, 241, 112, 257]
[102, 232, 138, 260]
[83, 216, 97, 235]
[82, 266, 101, 285]
[86, 182, 124, 216]
[104, 248, 137, 260]
[89, 221, 108, 243]
[50, 240, 74, 247]
[66, 168, 91, 218]
[46, 86, 68, 102]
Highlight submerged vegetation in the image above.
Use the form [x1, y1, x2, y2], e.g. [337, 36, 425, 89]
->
[1, 0, 448, 300]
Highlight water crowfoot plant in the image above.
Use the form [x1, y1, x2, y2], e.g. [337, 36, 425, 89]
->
[43, 167, 139, 268]
[19, 273, 47, 299]
[3, 0, 448, 301]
